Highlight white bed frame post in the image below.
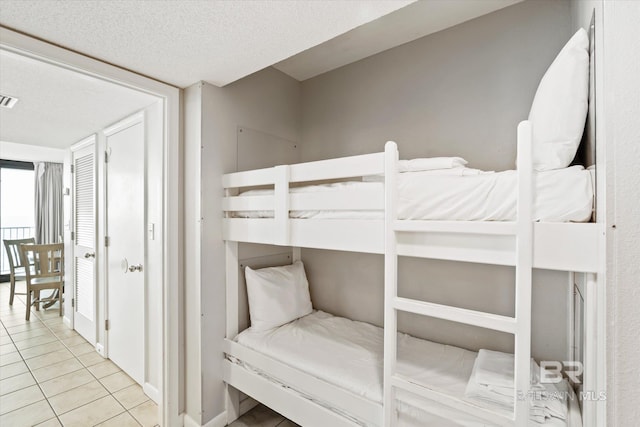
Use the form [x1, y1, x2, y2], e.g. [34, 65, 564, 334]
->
[582, 272, 600, 427]
[225, 182, 241, 424]
[383, 141, 399, 426]
[514, 120, 533, 426]
[274, 165, 291, 246]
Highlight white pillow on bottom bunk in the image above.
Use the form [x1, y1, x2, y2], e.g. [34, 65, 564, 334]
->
[245, 261, 313, 332]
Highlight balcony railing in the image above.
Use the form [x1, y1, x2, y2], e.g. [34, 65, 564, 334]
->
[1, 226, 35, 275]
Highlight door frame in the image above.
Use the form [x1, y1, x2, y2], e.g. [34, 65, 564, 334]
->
[0, 27, 183, 426]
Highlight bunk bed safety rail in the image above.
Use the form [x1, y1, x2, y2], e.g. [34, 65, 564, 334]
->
[222, 149, 390, 247]
[223, 339, 381, 426]
[222, 151, 386, 188]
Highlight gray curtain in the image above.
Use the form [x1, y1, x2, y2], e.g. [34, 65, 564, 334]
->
[34, 162, 64, 244]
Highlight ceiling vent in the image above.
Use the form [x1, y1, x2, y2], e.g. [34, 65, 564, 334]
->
[0, 94, 19, 109]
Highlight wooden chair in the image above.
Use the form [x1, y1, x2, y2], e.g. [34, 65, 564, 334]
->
[19, 243, 64, 321]
[3, 238, 36, 305]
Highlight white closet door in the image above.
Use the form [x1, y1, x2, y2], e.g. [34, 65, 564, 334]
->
[72, 140, 97, 345]
[106, 114, 145, 385]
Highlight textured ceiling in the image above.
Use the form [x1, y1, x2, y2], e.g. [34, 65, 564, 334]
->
[0, 0, 414, 88]
[0, 0, 521, 149]
[0, 50, 158, 148]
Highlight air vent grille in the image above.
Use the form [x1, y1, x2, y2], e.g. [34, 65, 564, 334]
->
[0, 95, 19, 109]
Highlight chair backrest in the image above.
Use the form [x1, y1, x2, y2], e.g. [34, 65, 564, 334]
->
[3, 238, 36, 271]
[19, 243, 64, 281]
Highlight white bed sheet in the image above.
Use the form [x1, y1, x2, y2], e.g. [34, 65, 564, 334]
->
[234, 311, 582, 426]
[233, 166, 593, 222]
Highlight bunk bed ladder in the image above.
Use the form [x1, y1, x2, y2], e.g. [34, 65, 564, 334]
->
[382, 121, 533, 427]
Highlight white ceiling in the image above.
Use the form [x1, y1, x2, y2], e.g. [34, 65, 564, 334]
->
[0, 0, 522, 150]
[0, 0, 415, 88]
[0, 50, 159, 148]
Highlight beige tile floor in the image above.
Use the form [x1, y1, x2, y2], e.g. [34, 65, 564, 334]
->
[0, 281, 159, 427]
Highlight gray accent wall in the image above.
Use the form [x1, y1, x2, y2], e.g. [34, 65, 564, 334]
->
[299, 0, 573, 362]
[300, 0, 571, 171]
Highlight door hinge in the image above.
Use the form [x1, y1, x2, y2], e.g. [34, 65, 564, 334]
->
[71, 231, 75, 241]
[71, 164, 74, 173]
[104, 150, 110, 163]
[105, 236, 110, 247]
[105, 319, 109, 331]
[71, 298, 75, 308]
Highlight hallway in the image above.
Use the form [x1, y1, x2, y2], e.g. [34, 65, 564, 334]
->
[0, 281, 159, 426]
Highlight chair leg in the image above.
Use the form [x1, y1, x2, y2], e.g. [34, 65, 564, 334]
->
[58, 285, 63, 317]
[25, 290, 31, 321]
[35, 290, 40, 311]
[9, 275, 15, 305]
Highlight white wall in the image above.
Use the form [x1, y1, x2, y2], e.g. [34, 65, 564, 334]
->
[601, 1, 640, 425]
[143, 101, 164, 402]
[183, 83, 203, 425]
[184, 67, 301, 426]
[570, 2, 640, 425]
[300, 0, 572, 362]
[0, 140, 66, 163]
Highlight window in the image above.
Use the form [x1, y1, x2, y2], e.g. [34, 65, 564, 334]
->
[0, 160, 35, 279]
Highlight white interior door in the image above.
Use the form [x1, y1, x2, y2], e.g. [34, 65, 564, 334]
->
[72, 139, 97, 345]
[106, 114, 145, 385]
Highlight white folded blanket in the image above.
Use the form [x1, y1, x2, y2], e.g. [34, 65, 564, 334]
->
[398, 157, 468, 172]
[465, 349, 568, 424]
[475, 348, 525, 388]
[362, 156, 471, 182]
[363, 167, 487, 182]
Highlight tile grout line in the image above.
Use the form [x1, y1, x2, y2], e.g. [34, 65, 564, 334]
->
[35, 309, 149, 427]
[3, 295, 109, 424]
[3, 285, 153, 426]
[1, 297, 64, 425]
[23, 297, 148, 426]
[24, 294, 132, 425]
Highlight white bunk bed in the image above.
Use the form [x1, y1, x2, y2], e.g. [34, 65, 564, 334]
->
[221, 21, 602, 427]
[222, 122, 600, 427]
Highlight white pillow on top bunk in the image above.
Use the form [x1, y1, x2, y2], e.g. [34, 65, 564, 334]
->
[245, 261, 313, 332]
[528, 28, 589, 171]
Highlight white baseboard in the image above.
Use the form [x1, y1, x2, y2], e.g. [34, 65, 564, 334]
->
[183, 411, 227, 427]
[95, 343, 105, 357]
[143, 382, 161, 405]
[63, 316, 72, 328]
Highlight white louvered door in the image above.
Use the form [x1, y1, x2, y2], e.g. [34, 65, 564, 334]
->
[72, 140, 97, 345]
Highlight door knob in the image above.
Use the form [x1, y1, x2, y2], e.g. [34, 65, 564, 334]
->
[128, 264, 143, 273]
[84, 252, 96, 258]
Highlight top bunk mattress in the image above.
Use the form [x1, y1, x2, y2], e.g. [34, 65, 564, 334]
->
[233, 166, 594, 222]
[233, 311, 582, 427]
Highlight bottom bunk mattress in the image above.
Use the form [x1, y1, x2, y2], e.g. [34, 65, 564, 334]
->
[232, 311, 582, 427]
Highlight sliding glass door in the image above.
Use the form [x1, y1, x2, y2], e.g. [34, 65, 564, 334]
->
[0, 159, 35, 280]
